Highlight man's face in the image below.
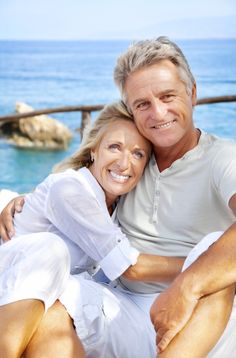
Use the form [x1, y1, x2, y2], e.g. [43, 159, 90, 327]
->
[124, 60, 197, 150]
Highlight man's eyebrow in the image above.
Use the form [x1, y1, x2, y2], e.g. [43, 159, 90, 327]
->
[131, 98, 148, 108]
[131, 89, 176, 107]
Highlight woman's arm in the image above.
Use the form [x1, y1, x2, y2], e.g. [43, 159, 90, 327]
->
[123, 253, 184, 283]
[0, 190, 183, 283]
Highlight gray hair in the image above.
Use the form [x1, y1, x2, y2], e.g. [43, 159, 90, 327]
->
[53, 101, 134, 173]
[114, 36, 195, 100]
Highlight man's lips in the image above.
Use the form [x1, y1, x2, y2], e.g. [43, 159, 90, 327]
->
[151, 119, 177, 129]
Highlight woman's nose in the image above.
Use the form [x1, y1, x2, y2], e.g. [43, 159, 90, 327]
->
[116, 153, 130, 170]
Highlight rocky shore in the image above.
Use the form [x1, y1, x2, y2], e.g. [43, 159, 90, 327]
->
[0, 102, 73, 150]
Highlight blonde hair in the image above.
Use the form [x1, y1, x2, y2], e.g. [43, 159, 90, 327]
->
[114, 36, 195, 101]
[53, 101, 134, 173]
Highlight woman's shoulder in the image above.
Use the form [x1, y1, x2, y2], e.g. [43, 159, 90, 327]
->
[48, 167, 105, 204]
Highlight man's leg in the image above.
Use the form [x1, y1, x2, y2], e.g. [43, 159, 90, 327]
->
[0, 299, 44, 357]
[159, 284, 235, 358]
[159, 232, 236, 357]
[25, 301, 85, 358]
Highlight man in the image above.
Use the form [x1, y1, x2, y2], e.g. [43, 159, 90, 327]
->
[112, 36, 236, 356]
[150, 224, 236, 354]
[1, 37, 236, 357]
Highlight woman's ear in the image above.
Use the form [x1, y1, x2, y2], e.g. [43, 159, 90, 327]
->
[90, 151, 95, 163]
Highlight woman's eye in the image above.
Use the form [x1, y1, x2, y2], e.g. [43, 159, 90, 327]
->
[108, 144, 120, 151]
[133, 151, 144, 159]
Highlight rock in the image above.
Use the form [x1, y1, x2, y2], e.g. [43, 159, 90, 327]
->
[3, 102, 73, 150]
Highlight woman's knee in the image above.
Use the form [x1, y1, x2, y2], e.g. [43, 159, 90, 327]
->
[43, 233, 70, 265]
[23, 233, 70, 268]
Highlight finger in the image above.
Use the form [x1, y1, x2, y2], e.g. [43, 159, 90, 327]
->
[155, 327, 166, 345]
[157, 330, 177, 352]
[4, 217, 15, 238]
[14, 197, 25, 213]
[156, 331, 162, 346]
[0, 225, 11, 241]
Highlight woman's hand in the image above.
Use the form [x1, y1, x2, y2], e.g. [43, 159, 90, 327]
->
[0, 196, 25, 241]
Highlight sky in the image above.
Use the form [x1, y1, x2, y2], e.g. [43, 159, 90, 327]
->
[0, 0, 235, 40]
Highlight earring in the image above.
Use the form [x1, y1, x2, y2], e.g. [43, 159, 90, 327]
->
[90, 154, 94, 163]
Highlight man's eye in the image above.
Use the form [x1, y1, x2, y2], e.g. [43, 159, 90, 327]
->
[136, 102, 149, 110]
[162, 94, 175, 102]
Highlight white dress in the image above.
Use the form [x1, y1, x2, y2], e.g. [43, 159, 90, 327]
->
[0, 167, 139, 310]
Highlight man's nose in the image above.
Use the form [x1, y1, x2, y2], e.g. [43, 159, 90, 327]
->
[152, 99, 167, 119]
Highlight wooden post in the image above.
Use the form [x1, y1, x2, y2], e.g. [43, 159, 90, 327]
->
[81, 111, 91, 138]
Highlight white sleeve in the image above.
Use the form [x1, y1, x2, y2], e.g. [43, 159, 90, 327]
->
[45, 176, 139, 280]
[211, 144, 236, 206]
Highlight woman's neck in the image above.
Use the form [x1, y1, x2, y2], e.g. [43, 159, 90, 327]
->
[106, 196, 118, 215]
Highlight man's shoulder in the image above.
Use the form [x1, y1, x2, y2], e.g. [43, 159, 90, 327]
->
[201, 131, 236, 154]
[201, 133, 236, 170]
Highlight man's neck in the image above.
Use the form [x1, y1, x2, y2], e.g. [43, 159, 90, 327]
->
[154, 128, 201, 172]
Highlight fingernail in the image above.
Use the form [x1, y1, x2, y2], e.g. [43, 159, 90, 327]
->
[8, 231, 14, 238]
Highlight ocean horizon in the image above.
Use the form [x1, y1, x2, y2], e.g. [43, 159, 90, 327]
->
[0, 38, 236, 193]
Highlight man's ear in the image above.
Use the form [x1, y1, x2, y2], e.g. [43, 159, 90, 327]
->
[191, 82, 197, 106]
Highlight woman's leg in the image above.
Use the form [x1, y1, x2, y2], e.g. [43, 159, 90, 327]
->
[159, 284, 235, 358]
[0, 233, 71, 357]
[25, 300, 86, 358]
[0, 299, 44, 357]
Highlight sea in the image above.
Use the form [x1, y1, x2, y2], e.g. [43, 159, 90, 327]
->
[0, 39, 236, 193]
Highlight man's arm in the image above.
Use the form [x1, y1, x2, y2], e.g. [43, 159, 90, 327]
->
[150, 211, 236, 353]
[123, 253, 184, 283]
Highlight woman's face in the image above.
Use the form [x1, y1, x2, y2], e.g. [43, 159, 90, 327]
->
[89, 120, 151, 208]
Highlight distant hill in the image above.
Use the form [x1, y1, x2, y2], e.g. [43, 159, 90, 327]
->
[104, 15, 236, 40]
[144, 15, 236, 39]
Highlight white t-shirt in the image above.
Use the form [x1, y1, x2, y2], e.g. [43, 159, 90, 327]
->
[117, 131, 236, 293]
[13, 167, 139, 281]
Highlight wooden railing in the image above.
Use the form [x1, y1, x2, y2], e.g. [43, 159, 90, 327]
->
[0, 95, 235, 136]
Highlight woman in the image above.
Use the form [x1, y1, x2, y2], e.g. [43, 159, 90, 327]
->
[0, 102, 182, 357]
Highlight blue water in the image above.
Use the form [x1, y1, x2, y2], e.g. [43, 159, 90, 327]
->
[0, 39, 236, 192]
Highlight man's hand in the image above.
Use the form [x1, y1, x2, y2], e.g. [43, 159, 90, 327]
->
[0, 196, 25, 241]
[150, 276, 198, 353]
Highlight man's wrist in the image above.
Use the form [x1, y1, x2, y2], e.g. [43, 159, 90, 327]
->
[174, 269, 202, 301]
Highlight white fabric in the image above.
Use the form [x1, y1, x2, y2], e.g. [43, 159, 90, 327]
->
[12, 167, 139, 280]
[116, 131, 236, 293]
[1, 131, 236, 356]
[59, 275, 157, 358]
[59, 231, 236, 357]
[0, 233, 70, 311]
[183, 231, 236, 357]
